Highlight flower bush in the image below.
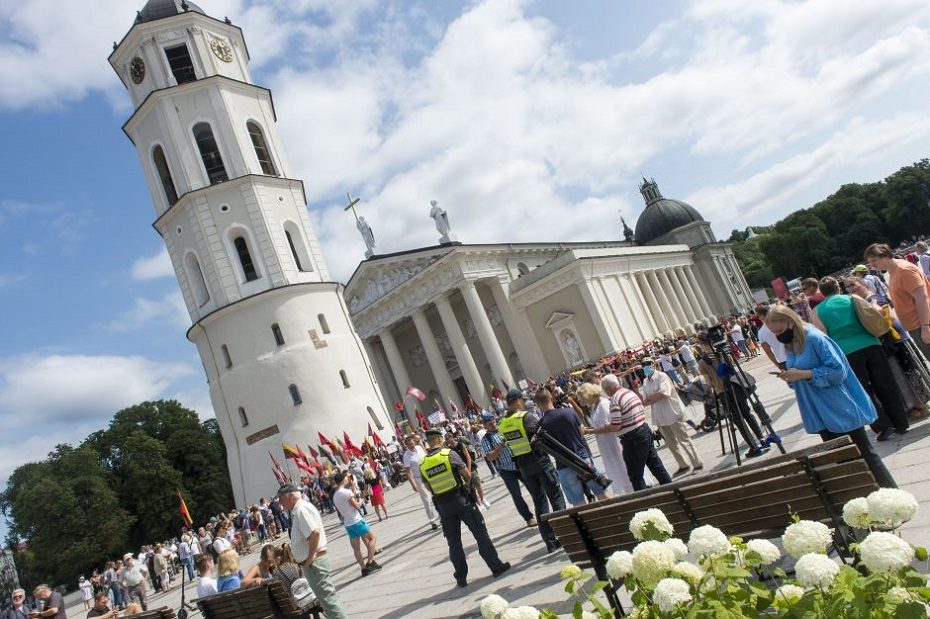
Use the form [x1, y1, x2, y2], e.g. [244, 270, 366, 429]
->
[479, 490, 928, 618]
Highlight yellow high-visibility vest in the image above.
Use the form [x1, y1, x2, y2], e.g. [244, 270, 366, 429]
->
[419, 448, 460, 495]
[497, 411, 531, 456]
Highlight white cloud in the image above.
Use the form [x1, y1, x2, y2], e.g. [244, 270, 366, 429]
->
[171, 386, 215, 420]
[0, 272, 26, 287]
[131, 247, 175, 280]
[0, 353, 193, 428]
[104, 290, 189, 332]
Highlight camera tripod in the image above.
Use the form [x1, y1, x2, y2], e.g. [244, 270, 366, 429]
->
[712, 342, 786, 466]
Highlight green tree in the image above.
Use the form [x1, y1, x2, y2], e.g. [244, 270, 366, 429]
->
[728, 230, 774, 289]
[881, 159, 930, 242]
[0, 446, 133, 588]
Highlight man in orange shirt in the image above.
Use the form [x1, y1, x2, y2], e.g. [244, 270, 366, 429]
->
[864, 243, 930, 358]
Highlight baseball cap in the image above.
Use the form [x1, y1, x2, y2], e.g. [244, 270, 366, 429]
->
[852, 264, 869, 273]
[481, 413, 495, 423]
[641, 356, 655, 365]
[424, 428, 443, 438]
[505, 388, 524, 402]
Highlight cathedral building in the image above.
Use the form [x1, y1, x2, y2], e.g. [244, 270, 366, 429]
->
[346, 179, 752, 422]
[110, 0, 392, 506]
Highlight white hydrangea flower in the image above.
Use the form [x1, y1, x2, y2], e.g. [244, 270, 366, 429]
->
[858, 531, 915, 573]
[501, 606, 540, 619]
[580, 612, 598, 619]
[794, 553, 840, 589]
[481, 594, 510, 619]
[867, 489, 919, 529]
[842, 497, 872, 529]
[629, 508, 674, 541]
[606, 550, 633, 579]
[560, 565, 582, 580]
[688, 525, 731, 558]
[664, 538, 688, 560]
[774, 584, 806, 605]
[746, 539, 781, 565]
[631, 541, 676, 586]
[782, 520, 832, 558]
[653, 578, 693, 613]
[671, 561, 704, 584]
[886, 586, 911, 604]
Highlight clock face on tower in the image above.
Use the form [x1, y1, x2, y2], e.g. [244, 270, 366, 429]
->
[210, 38, 234, 63]
[130, 57, 145, 84]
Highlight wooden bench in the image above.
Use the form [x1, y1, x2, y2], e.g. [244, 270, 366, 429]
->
[195, 579, 323, 619]
[131, 608, 176, 619]
[542, 436, 880, 614]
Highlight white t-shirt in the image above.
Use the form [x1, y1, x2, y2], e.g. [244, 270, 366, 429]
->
[333, 487, 363, 527]
[678, 344, 695, 363]
[729, 323, 745, 342]
[402, 446, 427, 481]
[212, 537, 232, 556]
[196, 576, 218, 598]
[757, 324, 787, 363]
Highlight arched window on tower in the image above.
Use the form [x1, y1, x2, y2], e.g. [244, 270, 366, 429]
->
[165, 44, 197, 84]
[272, 323, 285, 346]
[318, 313, 330, 334]
[152, 146, 178, 206]
[283, 222, 311, 273]
[192, 122, 228, 184]
[184, 252, 210, 307]
[233, 236, 258, 282]
[221, 344, 233, 369]
[247, 121, 277, 176]
[339, 370, 350, 389]
[238, 406, 249, 427]
[289, 384, 302, 406]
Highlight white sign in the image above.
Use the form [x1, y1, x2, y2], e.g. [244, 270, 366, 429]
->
[428, 411, 446, 425]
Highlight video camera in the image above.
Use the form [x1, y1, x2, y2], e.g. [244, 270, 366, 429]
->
[703, 323, 729, 350]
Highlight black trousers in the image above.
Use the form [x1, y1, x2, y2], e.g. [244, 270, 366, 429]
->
[846, 345, 909, 432]
[721, 384, 764, 449]
[518, 460, 566, 549]
[434, 494, 505, 582]
[818, 427, 897, 488]
[498, 468, 533, 521]
[620, 424, 673, 491]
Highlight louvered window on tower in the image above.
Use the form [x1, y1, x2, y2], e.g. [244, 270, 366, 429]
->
[247, 122, 277, 175]
[238, 406, 249, 427]
[193, 123, 228, 184]
[289, 384, 302, 406]
[285, 230, 303, 271]
[165, 44, 196, 84]
[272, 323, 285, 346]
[152, 146, 178, 205]
[233, 236, 258, 281]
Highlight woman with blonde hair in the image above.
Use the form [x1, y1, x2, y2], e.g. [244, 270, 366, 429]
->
[577, 381, 633, 495]
[215, 549, 242, 592]
[765, 304, 896, 487]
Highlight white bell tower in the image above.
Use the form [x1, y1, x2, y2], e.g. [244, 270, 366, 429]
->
[110, 0, 392, 505]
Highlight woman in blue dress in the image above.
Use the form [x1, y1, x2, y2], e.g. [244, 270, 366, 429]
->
[764, 304, 896, 488]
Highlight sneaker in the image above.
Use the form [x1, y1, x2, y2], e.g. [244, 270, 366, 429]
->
[456, 578, 468, 588]
[673, 467, 692, 477]
[361, 566, 371, 577]
[492, 562, 512, 577]
[876, 427, 895, 442]
[367, 560, 382, 571]
[526, 517, 537, 528]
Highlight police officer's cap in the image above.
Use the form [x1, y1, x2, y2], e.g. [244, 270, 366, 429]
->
[505, 388, 524, 402]
[424, 428, 443, 438]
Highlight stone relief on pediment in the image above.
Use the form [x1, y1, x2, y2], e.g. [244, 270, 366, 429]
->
[348, 257, 441, 314]
[409, 345, 426, 367]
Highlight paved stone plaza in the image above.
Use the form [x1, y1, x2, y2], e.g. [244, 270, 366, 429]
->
[58, 356, 930, 618]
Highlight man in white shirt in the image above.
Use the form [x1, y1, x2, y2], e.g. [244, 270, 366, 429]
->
[755, 306, 787, 370]
[402, 434, 439, 530]
[677, 341, 698, 377]
[119, 554, 148, 611]
[332, 471, 381, 576]
[278, 483, 347, 619]
[639, 357, 704, 476]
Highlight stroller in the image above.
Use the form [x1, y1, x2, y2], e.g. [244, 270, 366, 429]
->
[677, 376, 719, 433]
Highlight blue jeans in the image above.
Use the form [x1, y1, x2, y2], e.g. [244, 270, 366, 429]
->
[620, 424, 672, 491]
[498, 468, 533, 521]
[181, 556, 194, 580]
[556, 458, 610, 505]
[109, 582, 123, 609]
[663, 369, 682, 385]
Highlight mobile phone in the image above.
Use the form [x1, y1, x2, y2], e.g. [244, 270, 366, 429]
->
[769, 371, 781, 376]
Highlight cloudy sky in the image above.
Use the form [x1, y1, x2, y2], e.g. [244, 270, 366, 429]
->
[1, 0, 929, 500]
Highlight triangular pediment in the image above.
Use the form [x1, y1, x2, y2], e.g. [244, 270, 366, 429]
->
[545, 311, 575, 330]
[345, 248, 454, 314]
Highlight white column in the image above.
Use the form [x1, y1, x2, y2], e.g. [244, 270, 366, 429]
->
[669, 267, 698, 328]
[434, 293, 488, 408]
[647, 270, 676, 333]
[488, 278, 549, 381]
[578, 279, 622, 355]
[613, 274, 645, 344]
[378, 328, 416, 427]
[364, 339, 397, 405]
[713, 256, 740, 312]
[637, 271, 670, 334]
[685, 265, 714, 320]
[596, 277, 630, 348]
[674, 267, 704, 325]
[658, 269, 688, 331]
[460, 280, 515, 389]
[411, 307, 461, 412]
[630, 272, 661, 336]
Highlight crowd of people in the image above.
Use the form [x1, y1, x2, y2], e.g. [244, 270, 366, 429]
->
[7, 240, 930, 617]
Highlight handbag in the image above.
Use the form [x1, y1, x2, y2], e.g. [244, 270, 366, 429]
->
[851, 294, 889, 337]
[291, 577, 316, 607]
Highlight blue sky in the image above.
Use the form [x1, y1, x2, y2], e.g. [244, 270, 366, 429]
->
[2, 0, 929, 502]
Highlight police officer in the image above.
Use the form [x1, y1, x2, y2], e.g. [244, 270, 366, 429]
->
[419, 428, 511, 588]
[497, 388, 566, 552]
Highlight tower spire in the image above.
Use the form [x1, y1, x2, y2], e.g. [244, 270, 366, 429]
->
[638, 177, 663, 206]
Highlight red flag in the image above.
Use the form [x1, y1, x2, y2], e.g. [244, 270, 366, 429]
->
[177, 489, 193, 528]
[343, 432, 362, 457]
[294, 459, 314, 476]
[394, 401, 404, 411]
[318, 444, 333, 462]
[368, 423, 374, 437]
[269, 451, 285, 473]
[307, 445, 319, 460]
[318, 431, 336, 451]
[449, 398, 460, 416]
[271, 466, 286, 484]
[372, 431, 386, 448]
[405, 385, 426, 401]
[416, 409, 429, 431]
[296, 444, 310, 464]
